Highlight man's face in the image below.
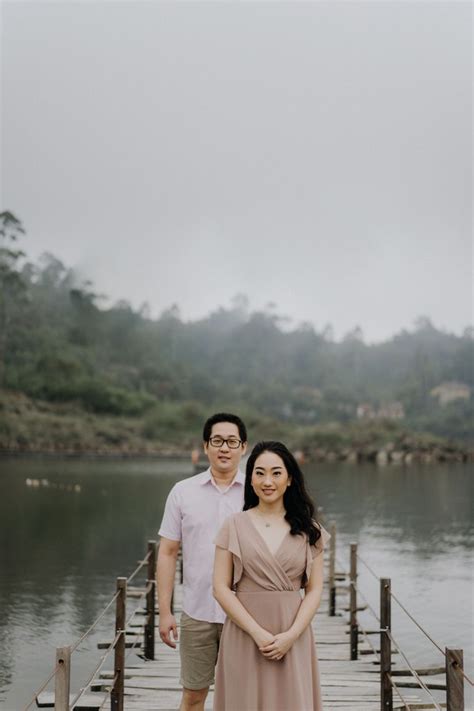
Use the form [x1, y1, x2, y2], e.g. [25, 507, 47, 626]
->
[204, 421, 247, 475]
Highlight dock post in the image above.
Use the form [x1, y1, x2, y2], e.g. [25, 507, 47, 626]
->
[380, 578, 392, 711]
[145, 540, 157, 660]
[329, 522, 336, 616]
[54, 646, 71, 711]
[349, 543, 358, 660]
[111, 577, 127, 711]
[446, 648, 464, 710]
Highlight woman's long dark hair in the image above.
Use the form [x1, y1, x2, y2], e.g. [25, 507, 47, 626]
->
[243, 441, 321, 546]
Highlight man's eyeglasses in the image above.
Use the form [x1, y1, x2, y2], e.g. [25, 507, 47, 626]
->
[208, 436, 242, 449]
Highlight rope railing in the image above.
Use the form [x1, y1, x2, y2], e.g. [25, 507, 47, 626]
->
[340, 564, 417, 711]
[70, 590, 121, 654]
[336, 551, 382, 621]
[390, 669, 411, 711]
[385, 628, 444, 711]
[391, 590, 474, 687]
[378, 627, 443, 711]
[126, 548, 153, 585]
[26, 540, 156, 711]
[358, 619, 380, 658]
[70, 584, 152, 711]
[124, 580, 152, 628]
[350, 577, 381, 623]
[339, 552, 421, 711]
[356, 551, 379, 580]
[356, 551, 473, 687]
[124, 631, 143, 663]
[390, 589, 445, 657]
[23, 663, 61, 711]
[69, 629, 122, 710]
[69, 549, 151, 655]
[70, 575, 155, 708]
[125, 579, 157, 667]
[66, 549, 152, 657]
[96, 672, 119, 711]
[328, 528, 468, 709]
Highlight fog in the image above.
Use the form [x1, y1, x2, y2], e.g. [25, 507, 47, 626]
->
[2, 0, 472, 342]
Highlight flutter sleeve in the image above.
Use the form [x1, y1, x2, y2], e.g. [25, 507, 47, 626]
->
[214, 514, 243, 589]
[304, 523, 331, 586]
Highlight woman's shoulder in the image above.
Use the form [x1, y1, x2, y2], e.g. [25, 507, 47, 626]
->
[297, 521, 328, 544]
[229, 510, 249, 526]
[311, 521, 331, 548]
[223, 510, 247, 527]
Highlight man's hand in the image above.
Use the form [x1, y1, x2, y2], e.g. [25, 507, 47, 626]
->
[159, 612, 178, 648]
[259, 631, 297, 660]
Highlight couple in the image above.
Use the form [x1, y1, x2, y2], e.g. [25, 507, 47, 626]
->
[157, 413, 329, 711]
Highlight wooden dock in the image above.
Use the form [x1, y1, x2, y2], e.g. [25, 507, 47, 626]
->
[91, 565, 436, 709]
[94, 614, 426, 709]
[32, 529, 469, 711]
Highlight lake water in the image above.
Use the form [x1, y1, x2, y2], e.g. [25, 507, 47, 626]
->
[0, 457, 472, 709]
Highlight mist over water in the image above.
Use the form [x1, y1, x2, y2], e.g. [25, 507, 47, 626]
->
[0, 457, 472, 708]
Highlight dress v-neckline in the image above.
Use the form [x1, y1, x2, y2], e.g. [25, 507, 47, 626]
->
[245, 510, 291, 560]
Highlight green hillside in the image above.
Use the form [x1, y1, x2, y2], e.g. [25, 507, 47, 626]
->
[1, 212, 472, 455]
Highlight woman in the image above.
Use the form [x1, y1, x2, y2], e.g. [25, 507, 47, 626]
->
[212, 441, 329, 711]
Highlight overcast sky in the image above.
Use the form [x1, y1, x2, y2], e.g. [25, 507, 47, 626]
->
[1, 1, 472, 342]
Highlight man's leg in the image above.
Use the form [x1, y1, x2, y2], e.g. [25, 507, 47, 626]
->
[179, 613, 221, 711]
[180, 687, 208, 711]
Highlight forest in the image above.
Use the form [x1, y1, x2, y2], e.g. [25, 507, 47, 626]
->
[1, 212, 472, 455]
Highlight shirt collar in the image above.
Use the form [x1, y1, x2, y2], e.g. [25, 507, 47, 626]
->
[200, 467, 245, 487]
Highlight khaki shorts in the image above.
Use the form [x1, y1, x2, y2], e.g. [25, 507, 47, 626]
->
[179, 611, 223, 690]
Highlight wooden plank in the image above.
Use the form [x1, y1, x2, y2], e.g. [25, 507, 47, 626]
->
[36, 692, 108, 709]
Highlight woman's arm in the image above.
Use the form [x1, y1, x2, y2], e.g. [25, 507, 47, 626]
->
[213, 546, 275, 649]
[260, 551, 324, 660]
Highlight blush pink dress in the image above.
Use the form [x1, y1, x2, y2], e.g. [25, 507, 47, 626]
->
[213, 511, 329, 711]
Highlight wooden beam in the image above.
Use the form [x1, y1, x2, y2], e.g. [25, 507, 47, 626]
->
[446, 648, 464, 711]
[54, 646, 70, 711]
[380, 578, 392, 711]
[111, 577, 127, 711]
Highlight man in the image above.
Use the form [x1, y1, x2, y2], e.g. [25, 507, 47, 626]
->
[157, 412, 248, 711]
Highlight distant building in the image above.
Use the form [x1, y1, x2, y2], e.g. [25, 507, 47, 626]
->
[377, 401, 405, 420]
[430, 381, 471, 406]
[357, 401, 405, 421]
[356, 403, 376, 420]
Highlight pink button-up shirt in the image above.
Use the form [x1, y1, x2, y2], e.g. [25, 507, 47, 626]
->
[158, 467, 245, 623]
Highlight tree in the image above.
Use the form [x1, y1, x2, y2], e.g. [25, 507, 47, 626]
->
[0, 211, 26, 386]
[68, 284, 101, 346]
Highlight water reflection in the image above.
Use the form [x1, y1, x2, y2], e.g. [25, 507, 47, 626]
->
[308, 462, 473, 553]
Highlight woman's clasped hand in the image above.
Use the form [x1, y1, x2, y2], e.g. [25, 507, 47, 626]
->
[258, 630, 297, 661]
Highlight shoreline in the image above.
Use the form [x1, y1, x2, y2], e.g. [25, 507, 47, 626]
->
[1, 444, 472, 464]
[1, 390, 472, 465]
[0, 449, 190, 460]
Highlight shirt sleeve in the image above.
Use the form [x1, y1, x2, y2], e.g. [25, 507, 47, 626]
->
[158, 485, 182, 541]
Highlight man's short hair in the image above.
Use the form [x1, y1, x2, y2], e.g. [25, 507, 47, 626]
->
[203, 413, 247, 444]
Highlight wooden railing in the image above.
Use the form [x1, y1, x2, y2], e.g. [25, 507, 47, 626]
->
[326, 520, 472, 711]
[24, 540, 158, 711]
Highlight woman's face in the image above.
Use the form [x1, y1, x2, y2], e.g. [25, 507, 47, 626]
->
[251, 450, 291, 505]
